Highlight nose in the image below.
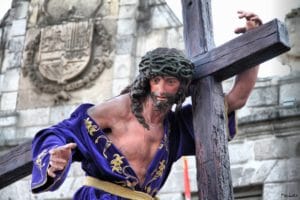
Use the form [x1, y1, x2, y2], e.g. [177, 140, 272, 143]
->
[156, 81, 167, 95]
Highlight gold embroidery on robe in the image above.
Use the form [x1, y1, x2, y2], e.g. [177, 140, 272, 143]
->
[84, 117, 139, 188]
[159, 134, 169, 152]
[152, 160, 166, 179]
[144, 159, 166, 193]
[84, 117, 100, 136]
[95, 135, 112, 158]
[145, 186, 152, 194]
[122, 166, 139, 188]
[35, 149, 48, 169]
[111, 154, 125, 173]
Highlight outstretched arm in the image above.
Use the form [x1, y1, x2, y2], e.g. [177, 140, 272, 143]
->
[225, 11, 262, 113]
[31, 126, 78, 193]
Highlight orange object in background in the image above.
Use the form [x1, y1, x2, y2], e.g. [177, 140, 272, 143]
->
[183, 157, 191, 200]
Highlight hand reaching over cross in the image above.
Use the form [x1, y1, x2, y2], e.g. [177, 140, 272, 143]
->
[225, 11, 262, 113]
[235, 10, 263, 33]
[47, 143, 77, 178]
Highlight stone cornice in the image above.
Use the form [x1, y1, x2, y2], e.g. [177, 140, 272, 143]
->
[237, 107, 300, 138]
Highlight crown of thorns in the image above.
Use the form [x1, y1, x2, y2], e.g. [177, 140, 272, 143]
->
[138, 48, 194, 80]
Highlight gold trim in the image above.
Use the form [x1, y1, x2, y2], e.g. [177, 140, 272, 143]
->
[83, 176, 158, 200]
[84, 117, 100, 136]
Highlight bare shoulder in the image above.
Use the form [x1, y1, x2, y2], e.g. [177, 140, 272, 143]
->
[87, 94, 131, 127]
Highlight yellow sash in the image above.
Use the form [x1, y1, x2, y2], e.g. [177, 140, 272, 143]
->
[83, 176, 158, 200]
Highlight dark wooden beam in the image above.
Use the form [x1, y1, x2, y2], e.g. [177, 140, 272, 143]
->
[182, 0, 234, 199]
[192, 19, 290, 81]
[182, 0, 215, 56]
[0, 140, 32, 189]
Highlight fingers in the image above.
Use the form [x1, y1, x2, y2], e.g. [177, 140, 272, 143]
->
[249, 16, 263, 25]
[47, 167, 57, 178]
[238, 10, 262, 25]
[49, 143, 77, 155]
[235, 10, 263, 34]
[48, 152, 68, 178]
[47, 161, 66, 178]
[66, 142, 77, 150]
[234, 21, 258, 33]
[47, 143, 77, 178]
[49, 156, 68, 168]
[237, 11, 256, 20]
[234, 27, 247, 34]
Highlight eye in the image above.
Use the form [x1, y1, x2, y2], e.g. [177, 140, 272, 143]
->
[167, 79, 175, 84]
[152, 76, 161, 84]
[166, 78, 179, 85]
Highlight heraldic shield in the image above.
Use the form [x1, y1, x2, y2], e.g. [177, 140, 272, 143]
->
[38, 21, 93, 83]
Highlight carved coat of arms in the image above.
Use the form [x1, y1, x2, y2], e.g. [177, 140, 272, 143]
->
[39, 21, 93, 83]
[23, 19, 113, 102]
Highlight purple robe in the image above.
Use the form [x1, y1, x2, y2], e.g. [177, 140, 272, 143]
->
[31, 103, 236, 199]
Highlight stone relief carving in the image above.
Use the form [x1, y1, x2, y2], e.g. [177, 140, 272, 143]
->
[279, 8, 300, 73]
[136, 0, 151, 22]
[39, 21, 93, 83]
[23, 0, 114, 103]
[28, 0, 104, 27]
[285, 8, 300, 58]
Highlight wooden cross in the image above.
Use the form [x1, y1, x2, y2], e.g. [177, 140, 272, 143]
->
[0, 0, 290, 197]
[181, 0, 290, 199]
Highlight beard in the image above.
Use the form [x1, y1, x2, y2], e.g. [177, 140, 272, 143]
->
[150, 92, 177, 111]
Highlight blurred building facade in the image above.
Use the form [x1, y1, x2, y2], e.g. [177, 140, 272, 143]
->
[0, 0, 299, 199]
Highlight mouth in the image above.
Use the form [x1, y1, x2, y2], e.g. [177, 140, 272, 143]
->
[156, 96, 167, 101]
[150, 92, 177, 106]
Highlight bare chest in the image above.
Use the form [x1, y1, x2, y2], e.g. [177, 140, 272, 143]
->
[107, 122, 164, 182]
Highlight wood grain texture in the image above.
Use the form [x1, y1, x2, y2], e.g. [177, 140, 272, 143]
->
[0, 140, 32, 189]
[192, 19, 290, 81]
[182, 0, 234, 199]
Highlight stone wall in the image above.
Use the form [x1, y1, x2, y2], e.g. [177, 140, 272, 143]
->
[230, 75, 300, 200]
[0, 1, 299, 200]
[0, 0, 30, 151]
[0, 0, 185, 199]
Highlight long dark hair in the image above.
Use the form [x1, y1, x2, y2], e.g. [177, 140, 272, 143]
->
[121, 48, 194, 130]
